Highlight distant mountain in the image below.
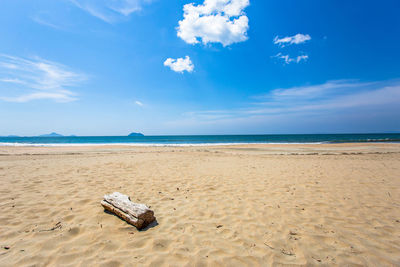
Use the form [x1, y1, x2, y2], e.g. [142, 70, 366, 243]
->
[128, 132, 144, 137]
[38, 132, 64, 137]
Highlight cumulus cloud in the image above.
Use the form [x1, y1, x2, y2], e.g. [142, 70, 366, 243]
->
[164, 56, 194, 73]
[274, 33, 311, 47]
[273, 53, 308, 64]
[0, 54, 86, 103]
[177, 0, 250, 47]
[69, 0, 152, 23]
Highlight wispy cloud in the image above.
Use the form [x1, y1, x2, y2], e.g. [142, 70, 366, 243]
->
[0, 54, 86, 103]
[135, 100, 144, 106]
[273, 53, 308, 64]
[164, 56, 194, 73]
[169, 79, 400, 130]
[69, 0, 152, 23]
[274, 33, 311, 47]
[272, 33, 312, 64]
[265, 80, 371, 99]
[248, 80, 399, 114]
[177, 0, 250, 47]
[31, 11, 74, 31]
[31, 15, 65, 30]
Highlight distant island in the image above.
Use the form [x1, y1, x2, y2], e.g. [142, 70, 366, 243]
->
[38, 132, 64, 137]
[128, 132, 144, 137]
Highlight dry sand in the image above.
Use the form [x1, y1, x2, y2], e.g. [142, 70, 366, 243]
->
[0, 143, 400, 266]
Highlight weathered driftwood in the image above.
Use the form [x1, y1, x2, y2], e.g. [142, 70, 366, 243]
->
[101, 192, 155, 230]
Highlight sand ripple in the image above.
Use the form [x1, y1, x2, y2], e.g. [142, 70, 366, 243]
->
[0, 145, 400, 266]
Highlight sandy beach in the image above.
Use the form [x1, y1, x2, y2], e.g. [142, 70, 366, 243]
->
[0, 143, 400, 266]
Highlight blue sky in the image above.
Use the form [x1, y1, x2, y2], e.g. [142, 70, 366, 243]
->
[0, 0, 399, 135]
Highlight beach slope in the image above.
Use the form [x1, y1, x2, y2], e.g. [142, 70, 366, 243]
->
[0, 143, 399, 266]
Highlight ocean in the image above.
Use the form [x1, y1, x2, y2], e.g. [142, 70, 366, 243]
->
[0, 133, 399, 146]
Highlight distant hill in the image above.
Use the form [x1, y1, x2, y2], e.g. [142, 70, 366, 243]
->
[38, 132, 64, 137]
[128, 132, 144, 137]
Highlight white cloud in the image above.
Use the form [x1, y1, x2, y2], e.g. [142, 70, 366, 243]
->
[274, 53, 308, 64]
[274, 33, 311, 47]
[0, 54, 86, 103]
[0, 92, 76, 103]
[295, 55, 309, 63]
[69, 0, 151, 23]
[248, 81, 400, 115]
[135, 100, 144, 106]
[272, 34, 311, 63]
[164, 56, 194, 73]
[177, 0, 250, 47]
[269, 80, 371, 98]
[173, 79, 400, 127]
[31, 16, 64, 30]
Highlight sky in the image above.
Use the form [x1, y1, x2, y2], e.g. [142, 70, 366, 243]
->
[0, 0, 399, 136]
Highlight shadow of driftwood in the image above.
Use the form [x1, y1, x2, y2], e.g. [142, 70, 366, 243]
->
[140, 219, 159, 232]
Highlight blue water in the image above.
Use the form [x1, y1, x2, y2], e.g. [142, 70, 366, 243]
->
[0, 134, 399, 146]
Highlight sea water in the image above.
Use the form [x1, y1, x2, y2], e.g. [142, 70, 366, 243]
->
[0, 133, 399, 146]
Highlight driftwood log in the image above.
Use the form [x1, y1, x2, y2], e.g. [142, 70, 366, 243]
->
[101, 192, 155, 230]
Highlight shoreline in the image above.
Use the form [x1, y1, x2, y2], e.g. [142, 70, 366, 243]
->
[1, 142, 400, 156]
[1, 141, 400, 146]
[0, 142, 329, 147]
